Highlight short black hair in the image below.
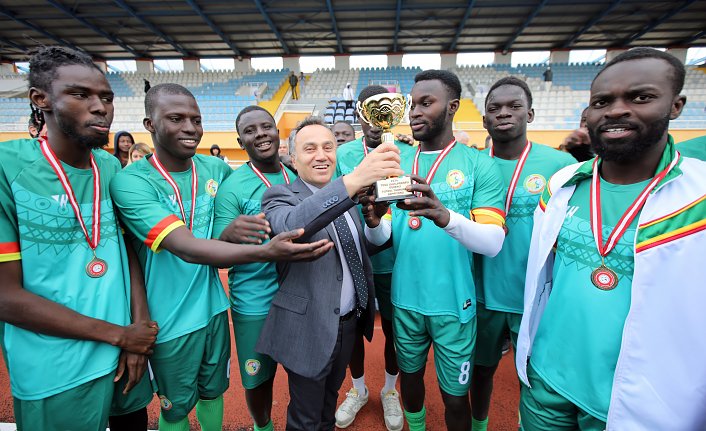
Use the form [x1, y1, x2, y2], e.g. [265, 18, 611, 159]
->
[485, 76, 533, 109]
[144, 83, 196, 117]
[593, 47, 685, 95]
[28, 46, 102, 93]
[332, 120, 354, 131]
[235, 105, 275, 133]
[357, 85, 390, 104]
[414, 69, 462, 100]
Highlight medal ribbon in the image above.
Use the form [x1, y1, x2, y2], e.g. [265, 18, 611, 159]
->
[39, 138, 100, 251]
[411, 139, 456, 197]
[589, 153, 680, 259]
[362, 138, 369, 156]
[489, 140, 531, 215]
[249, 162, 291, 188]
[151, 154, 198, 230]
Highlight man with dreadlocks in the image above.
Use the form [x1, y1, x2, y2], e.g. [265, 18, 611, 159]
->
[28, 104, 47, 139]
[0, 46, 159, 430]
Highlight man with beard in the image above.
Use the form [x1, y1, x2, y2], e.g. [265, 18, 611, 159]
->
[334, 85, 414, 431]
[212, 106, 296, 431]
[516, 48, 706, 430]
[0, 46, 158, 430]
[111, 84, 333, 431]
[364, 70, 506, 431]
[470, 77, 575, 431]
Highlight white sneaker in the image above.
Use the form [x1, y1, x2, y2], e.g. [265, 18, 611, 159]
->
[335, 386, 369, 428]
[381, 388, 404, 431]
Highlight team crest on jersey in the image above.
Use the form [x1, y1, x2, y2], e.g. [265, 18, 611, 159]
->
[462, 298, 472, 310]
[524, 174, 546, 194]
[159, 395, 173, 410]
[205, 179, 218, 197]
[446, 169, 465, 189]
[245, 359, 261, 376]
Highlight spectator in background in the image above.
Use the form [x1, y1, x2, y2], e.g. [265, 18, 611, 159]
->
[559, 108, 594, 162]
[143, 79, 150, 94]
[454, 130, 471, 146]
[113, 131, 135, 168]
[542, 66, 553, 91]
[279, 138, 296, 173]
[210, 144, 229, 164]
[299, 72, 306, 98]
[289, 72, 299, 100]
[343, 83, 355, 109]
[127, 142, 152, 166]
[332, 121, 356, 146]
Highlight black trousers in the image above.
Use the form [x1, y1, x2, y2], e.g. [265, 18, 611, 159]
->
[284, 315, 358, 431]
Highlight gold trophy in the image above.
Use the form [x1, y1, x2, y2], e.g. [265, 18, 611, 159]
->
[356, 92, 413, 202]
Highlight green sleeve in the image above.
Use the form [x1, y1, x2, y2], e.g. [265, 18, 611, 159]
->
[471, 152, 506, 212]
[110, 172, 185, 252]
[212, 176, 243, 239]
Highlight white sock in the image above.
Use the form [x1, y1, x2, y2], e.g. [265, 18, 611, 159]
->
[383, 371, 398, 393]
[352, 375, 367, 395]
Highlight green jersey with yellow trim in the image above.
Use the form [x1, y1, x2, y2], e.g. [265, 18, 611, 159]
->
[111, 154, 231, 344]
[475, 143, 575, 313]
[0, 139, 130, 400]
[530, 176, 646, 422]
[335, 137, 416, 274]
[391, 144, 505, 323]
[212, 163, 296, 315]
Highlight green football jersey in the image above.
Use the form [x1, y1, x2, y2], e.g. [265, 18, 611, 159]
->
[0, 139, 130, 400]
[475, 143, 576, 313]
[530, 177, 648, 421]
[335, 137, 416, 274]
[677, 135, 706, 161]
[212, 163, 296, 315]
[111, 154, 231, 344]
[391, 143, 505, 323]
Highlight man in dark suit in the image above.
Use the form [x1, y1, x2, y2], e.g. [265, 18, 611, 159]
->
[258, 116, 403, 430]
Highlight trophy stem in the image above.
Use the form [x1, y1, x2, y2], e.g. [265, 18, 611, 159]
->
[382, 130, 394, 144]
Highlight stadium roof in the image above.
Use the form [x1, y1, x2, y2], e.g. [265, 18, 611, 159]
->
[1, 0, 705, 62]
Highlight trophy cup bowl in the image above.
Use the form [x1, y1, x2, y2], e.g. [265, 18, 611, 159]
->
[356, 92, 413, 202]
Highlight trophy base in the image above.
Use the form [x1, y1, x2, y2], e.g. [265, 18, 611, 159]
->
[374, 176, 413, 203]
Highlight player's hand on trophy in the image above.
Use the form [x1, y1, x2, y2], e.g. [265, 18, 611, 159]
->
[265, 228, 334, 261]
[343, 142, 402, 197]
[395, 133, 415, 146]
[360, 188, 390, 228]
[397, 174, 451, 228]
[219, 213, 271, 244]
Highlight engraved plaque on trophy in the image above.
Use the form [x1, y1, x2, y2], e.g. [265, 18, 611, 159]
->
[356, 92, 413, 202]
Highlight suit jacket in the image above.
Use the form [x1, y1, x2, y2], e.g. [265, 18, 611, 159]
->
[257, 177, 376, 379]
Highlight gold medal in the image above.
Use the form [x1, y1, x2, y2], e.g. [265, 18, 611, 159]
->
[591, 264, 618, 290]
[86, 255, 108, 278]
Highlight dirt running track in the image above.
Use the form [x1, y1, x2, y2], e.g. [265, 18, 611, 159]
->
[0, 270, 520, 430]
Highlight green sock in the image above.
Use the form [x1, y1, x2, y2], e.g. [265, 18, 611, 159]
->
[404, 406, 427, 431]
[158, 414, 189, 431]
[472, 417, 489, 431]
[195, 396, 224, 431]
[254, 420, 274, 431]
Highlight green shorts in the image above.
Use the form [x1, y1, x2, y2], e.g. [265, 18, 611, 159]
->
[474, 302, 522, 367]
[392, 307, 476, 396]
[110, 363, 155, 416]
[232, 312, 277, 390]
[151, 311, 231, 422]
[520, 363, 606, 431]
[14, 372, 115, 431]
[373, 273, 393, 321]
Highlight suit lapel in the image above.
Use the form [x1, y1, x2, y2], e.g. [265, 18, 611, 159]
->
[292, 178, 339, 246]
